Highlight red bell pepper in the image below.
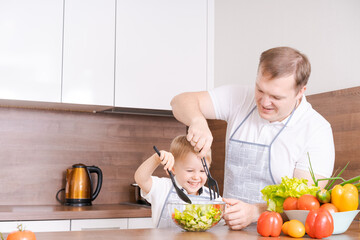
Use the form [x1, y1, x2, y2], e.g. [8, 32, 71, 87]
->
[305, 208, 334, 239]
[257, 211, 283, 237]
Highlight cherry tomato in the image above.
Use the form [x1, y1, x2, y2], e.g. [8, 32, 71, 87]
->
[213, 204, 221, 209]
[297, 194, 320, 210]
[320, 203, 338, 213]
[171, 213, 178, 224]
[287, 219, 305, 238]
[316, 189, 331, 203]
[283, 197, 298, 210]
[281, 221, 289, 235]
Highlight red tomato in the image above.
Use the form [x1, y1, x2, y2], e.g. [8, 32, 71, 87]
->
[305, 208, 334, 239]
[297, 194, 320, 210]
[171, 213, 179, 224]
[257, 211, 283, 237]
[283, 197, 298, 210]
[320, 203, 338, 213]
[6, 229, 36, 240]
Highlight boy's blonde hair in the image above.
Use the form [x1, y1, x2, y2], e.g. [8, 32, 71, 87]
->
[170, 135, 212, 164]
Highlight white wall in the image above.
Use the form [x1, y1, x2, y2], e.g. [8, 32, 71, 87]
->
[215, 0, 360, 94]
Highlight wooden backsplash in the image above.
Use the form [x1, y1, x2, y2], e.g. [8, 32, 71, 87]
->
[0, 86, 358, 206]
[0, 107, 186, 205]
[307, 86, 360, 182]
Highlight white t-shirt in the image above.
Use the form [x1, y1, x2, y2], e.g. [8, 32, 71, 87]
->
[141, 176, 221, 228]
[209, 84, 335, 183]
[141, 176, 173, 227]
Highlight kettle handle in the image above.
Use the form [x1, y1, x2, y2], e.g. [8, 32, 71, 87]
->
[56, 188, 65, 204]
[87, 166, 103, 201]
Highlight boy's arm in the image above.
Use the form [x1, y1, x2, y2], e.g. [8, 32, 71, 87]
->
[134, 151, 174, 195]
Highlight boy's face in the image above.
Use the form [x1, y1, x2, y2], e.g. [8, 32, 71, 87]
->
[173, 152, 208, 195]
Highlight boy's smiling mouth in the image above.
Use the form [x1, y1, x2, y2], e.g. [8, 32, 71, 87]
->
[187, 181, 201, 188]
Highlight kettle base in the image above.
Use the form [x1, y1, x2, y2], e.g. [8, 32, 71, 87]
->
[65, 198, 92, 207]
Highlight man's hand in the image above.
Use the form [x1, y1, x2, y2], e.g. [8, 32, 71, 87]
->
[186, 117, 213, 157]
[222, 198, 260, 230]
[171, 91, 216, 158]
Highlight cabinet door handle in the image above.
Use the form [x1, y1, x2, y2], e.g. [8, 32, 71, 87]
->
[80, 227, 121, 231]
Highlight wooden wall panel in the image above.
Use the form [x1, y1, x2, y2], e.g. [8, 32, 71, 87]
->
[307, 86, 360, 182]
[208, 120, 227, 196]
[308, 86, 360, 218]
[0, 107, 185, 205]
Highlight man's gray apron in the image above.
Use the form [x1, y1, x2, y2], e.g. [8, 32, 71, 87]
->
[157, 186, 214, 228]
[223, 105, 295, 204]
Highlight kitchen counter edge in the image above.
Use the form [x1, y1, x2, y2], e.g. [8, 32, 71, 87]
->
[0, 203, 151, 221]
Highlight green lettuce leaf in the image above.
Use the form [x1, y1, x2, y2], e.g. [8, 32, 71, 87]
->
[261, 176, 319, 213]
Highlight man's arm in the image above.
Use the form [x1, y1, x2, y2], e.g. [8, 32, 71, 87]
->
[170, 91, 216, 157]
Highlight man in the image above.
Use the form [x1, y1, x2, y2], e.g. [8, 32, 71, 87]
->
[170, 47, 335, 230]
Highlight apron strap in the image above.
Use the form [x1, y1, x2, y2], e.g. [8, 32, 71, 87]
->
[230, 103, 297, 145]
[229, 106, 257, 140]
[156, 186, 174, 228]
[269, 104, 297, 146]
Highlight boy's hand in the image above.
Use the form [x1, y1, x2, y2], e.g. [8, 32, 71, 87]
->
[157, 150, 175, 173]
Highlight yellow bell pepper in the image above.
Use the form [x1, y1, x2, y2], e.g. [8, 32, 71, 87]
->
[331, 184, 359, 212]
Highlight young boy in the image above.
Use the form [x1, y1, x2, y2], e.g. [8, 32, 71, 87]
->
[134, 135, 219, 228]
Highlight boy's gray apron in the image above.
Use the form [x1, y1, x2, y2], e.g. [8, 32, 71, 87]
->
[223, 105, 295, 204]
[157, 186, 213, 228]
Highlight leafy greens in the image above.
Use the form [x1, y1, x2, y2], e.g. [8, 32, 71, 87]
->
[172, 204, 222, 231]
[261, 176, 319, 213]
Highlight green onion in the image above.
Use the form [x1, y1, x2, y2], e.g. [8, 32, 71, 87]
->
[325, 162, 349, 190]
[308, 152, 360, 192]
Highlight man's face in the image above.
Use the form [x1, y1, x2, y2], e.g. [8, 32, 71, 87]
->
[255, 71, 306, 122]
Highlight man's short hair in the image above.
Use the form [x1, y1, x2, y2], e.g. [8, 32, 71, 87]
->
[258, 46, 311, 90]
[170, 135, 212, 164]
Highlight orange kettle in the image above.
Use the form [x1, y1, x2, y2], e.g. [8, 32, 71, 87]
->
[57, 163, 103, 206]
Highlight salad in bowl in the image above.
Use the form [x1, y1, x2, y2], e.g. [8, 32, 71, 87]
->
[167, 200, 225, 231]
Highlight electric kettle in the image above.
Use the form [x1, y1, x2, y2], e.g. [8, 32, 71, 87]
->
[56, 163, 103, 206]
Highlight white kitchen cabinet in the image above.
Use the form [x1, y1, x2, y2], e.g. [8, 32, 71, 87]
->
[71, 218, 127, 231]
[62, 0, 115, 106]
[0, 0, 63, 102]
[0, 218, 152, 232]
[0, 220, 70, 233]
[115, 0, 214, 110]
[0, 0, 213, 110]
[70, 218, 153, 231]
[127, 217, 153, 229]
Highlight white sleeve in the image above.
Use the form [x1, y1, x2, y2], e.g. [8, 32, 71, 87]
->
[140, 176, 172, 227]
[295, 124, 335, 178]
[208, 84, 254, 121]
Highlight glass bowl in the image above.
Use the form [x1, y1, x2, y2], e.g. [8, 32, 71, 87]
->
[284, 209, 360, 234]
[167, 200, 225, 232]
